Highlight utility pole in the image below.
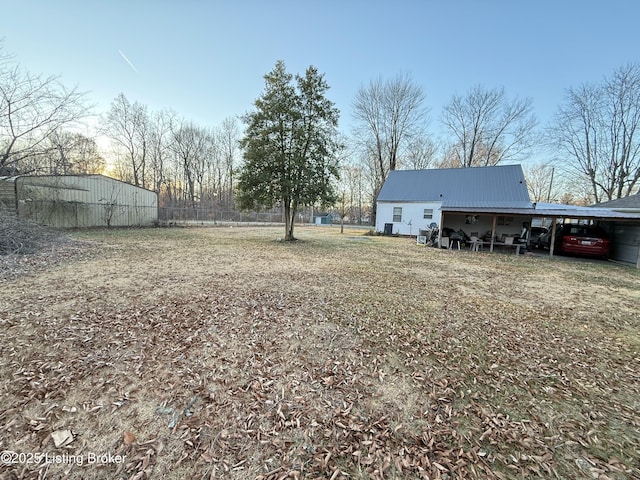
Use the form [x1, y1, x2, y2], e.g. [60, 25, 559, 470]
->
[546, 167, 555, 202]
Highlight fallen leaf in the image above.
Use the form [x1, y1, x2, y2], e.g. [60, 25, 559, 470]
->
[124, 431, 136, 445]
[51, 429, 74, 448]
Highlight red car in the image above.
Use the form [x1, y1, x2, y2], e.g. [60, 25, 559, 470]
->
[538, 225, 610, 259]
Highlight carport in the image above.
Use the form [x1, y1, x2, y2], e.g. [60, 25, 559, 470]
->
[440, 203, 640, 268]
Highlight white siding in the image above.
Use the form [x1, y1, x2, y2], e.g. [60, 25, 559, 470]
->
[376, 201, 442, 235]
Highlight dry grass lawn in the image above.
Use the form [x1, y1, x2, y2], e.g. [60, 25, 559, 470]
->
[1, 226, 639, 479]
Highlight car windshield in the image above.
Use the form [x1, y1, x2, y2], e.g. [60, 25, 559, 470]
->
[562, 226, 608, 238]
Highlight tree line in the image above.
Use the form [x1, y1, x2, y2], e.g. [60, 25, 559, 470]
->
[103, 93, 241, 212]
[350, 64, 640, 210]
[2, 40, 640, 227]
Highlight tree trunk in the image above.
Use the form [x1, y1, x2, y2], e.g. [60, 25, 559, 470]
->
[284, 200, 296, 241]
[284, 202, 291, 240]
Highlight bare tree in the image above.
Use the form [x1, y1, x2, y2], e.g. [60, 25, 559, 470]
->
[148, 108, 176, 195]
[338, 159, 368, 225]
[217, 116, 241, 209]
[45, 130, 105, 174]
[441, 85, 536, 167]
[102, 93, 150, 188]
[355, 146, 382, 219]
[401, 136, 439, 170]
[0, 46, 88, 172]
[523, 162, 558, 202]
[203, 127, 221, 209]
[550, 64, 640, 203]
[170, 120, 211, 208]
[352, 73, 429, 199]
[100, 182, 123, 228]
[605, 64, 640, 197]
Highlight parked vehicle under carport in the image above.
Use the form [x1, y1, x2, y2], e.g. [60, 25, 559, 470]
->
[528, 226, 548, 247]
[537, 224, 610, 259]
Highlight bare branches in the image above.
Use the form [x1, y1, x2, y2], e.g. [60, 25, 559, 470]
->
[402, 136, 439, 170]
[148, 108, 177, 194]
[441, 85, 536, 167]
[102, 93, 150, 188]
[522, 162, 566, 203]
[102, 91, 241, 215]
[215, 117, 241, 208]
[0, 210, 67, 256]
[352, 73, 429, 196]
[44, 130, 105, 174]
[550, 64, 640, 202]
[170, 119, 213, 208]
[0, 60, 89, 170]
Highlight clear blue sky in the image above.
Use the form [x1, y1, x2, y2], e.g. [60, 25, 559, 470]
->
[3, 0, 639, 146]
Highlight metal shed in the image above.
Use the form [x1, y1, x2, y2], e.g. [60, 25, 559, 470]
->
[595, 193, 640, 266]
[314, 214, 333, 225]
[11, 175, 158, 228]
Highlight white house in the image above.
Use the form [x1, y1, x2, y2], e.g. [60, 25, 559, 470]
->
[375, 166, 640, 267]
[375, 165, 532, 236]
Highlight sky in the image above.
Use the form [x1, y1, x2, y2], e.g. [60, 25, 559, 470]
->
[3, 0, 640, 159]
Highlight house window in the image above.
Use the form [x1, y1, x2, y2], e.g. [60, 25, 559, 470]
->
[393, 207, 402, 222]
[423, 208, 433, 219]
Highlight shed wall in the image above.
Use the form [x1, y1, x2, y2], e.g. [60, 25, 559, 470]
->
[16, 175, 157, 228]
[608, 223, 640, 266]
[0, 180, 15, 215]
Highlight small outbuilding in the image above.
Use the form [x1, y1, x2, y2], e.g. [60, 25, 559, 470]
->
[594, 193, 640, 266]
[314, 213, 333, 225]
[3, 174, 158, 228]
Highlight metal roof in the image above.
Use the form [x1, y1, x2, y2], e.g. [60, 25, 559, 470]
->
[15, 174, 156, 193]
[441, 204, 640, 221]
[594, 193, 640, 210]
[376, 164, 532, 208]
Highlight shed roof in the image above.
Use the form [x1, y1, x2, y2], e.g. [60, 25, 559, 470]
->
[15, 174, 156, 193]
[594, 193, 640, 210]
[377, 165, 532, 208]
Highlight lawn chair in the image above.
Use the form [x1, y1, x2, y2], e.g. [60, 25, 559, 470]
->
[469, 236, 482, 252]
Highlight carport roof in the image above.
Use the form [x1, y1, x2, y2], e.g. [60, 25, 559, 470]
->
[441, 202, 640, 221]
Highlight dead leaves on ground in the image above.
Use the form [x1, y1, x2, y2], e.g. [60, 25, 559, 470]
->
[1, 229, 639, 479]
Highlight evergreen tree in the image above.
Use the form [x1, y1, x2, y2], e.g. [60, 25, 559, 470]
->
[237, 61, 340, 240]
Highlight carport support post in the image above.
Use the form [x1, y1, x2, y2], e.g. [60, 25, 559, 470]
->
[490, 215, 497, 252]
[549, 218, 557, 257]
